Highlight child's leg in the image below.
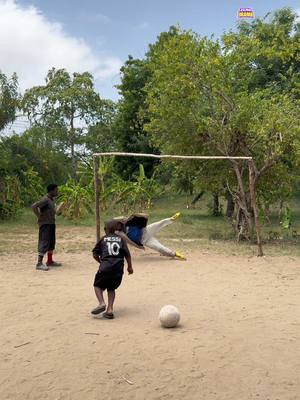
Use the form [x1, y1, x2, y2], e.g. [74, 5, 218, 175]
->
[91, 286, 106, 314]
[144, 218, 174, 238]
[37, 225, 48, 264]
[107, 290, 115, 314]
[36, 225, 49, 270]
[94, 287, 105, 306]
[143, 236, 176, 257]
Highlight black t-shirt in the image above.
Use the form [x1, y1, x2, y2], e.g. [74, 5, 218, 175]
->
[92, 234, 130, 274]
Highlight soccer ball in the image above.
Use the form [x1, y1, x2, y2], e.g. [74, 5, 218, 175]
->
[159, 305, 180, 328]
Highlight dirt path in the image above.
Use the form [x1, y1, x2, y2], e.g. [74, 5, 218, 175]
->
[1, 248, 299, 400]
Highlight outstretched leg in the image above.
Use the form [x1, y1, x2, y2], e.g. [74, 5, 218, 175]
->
[144, 212, 181, 238]
[141, 213, 186, 259]
[143, 236, 176, 257]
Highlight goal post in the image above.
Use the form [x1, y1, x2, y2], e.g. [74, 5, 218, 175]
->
[92, 152, 263, 256]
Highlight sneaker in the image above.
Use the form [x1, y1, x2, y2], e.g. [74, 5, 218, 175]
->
[91, 304, 106, 315]
[175, 251, 186, 261]
[47, 261, 62, 267]
[171, 212, 181, 221]
[36, 263, 49, 271]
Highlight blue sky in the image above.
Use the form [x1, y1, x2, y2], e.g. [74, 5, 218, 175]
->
[2, 0, 300, 101]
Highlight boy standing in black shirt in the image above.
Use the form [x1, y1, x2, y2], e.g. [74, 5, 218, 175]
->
[32, 184, 65, 271]
[91, 220, 133, 319]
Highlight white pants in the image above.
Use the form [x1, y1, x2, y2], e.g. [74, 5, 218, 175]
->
[141, 218, 175, 257]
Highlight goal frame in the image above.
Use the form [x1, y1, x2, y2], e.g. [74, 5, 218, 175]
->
[92, 152, 263, 256]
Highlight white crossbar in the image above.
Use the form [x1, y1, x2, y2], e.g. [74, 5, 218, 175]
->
[93, 152, 252, 160]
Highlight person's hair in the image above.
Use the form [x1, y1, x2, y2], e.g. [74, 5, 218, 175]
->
[47, 184, 58, 193]
[104, 220, 119, 235]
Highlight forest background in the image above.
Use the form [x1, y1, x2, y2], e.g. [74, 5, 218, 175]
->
[1, 8, 300, 252]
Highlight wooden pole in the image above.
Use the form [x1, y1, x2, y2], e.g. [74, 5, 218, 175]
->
[93, 152, 252, 161]
[93, 155, 101, 242]
[248, 160, 263, 256]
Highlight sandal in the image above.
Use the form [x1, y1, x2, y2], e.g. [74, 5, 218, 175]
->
[103, 312, 114, 319]
[91, 304, 106, 315]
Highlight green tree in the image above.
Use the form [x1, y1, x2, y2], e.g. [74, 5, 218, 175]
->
[0, 71, 18, 131]
[84, 99, 117, 154]
[22, 68, 103, 178]
[3, 130, 71, 185]
[223, 8, 300, 95]
[0, 134, 44, 218]
[145, 12, 300, 240]
[114, 56, 158, 179]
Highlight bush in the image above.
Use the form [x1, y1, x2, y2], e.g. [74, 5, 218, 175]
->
[58, 180, 93, 219]
[0, 175, 22, 218]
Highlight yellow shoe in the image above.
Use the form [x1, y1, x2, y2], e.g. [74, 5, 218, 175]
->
[171, 212, 181, 221]
[175, 251, 186, 261]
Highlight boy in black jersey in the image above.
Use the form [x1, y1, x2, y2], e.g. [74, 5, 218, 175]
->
[91, 220, 133, 319]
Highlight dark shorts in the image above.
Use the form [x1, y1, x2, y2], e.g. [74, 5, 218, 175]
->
[38, 224, 56, 255]
[93, 271, 123, 291]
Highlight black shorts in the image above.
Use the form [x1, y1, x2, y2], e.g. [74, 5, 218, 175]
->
[93, 271, 123, 291]
[38, 224, 56, 255]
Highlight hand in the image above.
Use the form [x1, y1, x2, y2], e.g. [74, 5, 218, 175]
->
[127, 267, 133, 275]
[56, 202, 67, 215]
[93, 255, 101, 263]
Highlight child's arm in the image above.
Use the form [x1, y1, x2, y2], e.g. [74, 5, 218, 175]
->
[126, 254, 133, 275]
[56, 202, 67, 216]
[31, 202, 40, 218]
[32, 198, 48, 218]
[92, 240, 102, 263]
[123, 241, 133, 275]
[93, 253, 101, 263]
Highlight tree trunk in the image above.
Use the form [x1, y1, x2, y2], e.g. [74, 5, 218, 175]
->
[247, 160, 263, 256]
[70, 116, 77, 180]
[191, 191, 205, 205]
[212, 193, 221, 216]
[231, 162, 253, 240]
[93, 156, 101, 242]
[226, 192, 235, 218]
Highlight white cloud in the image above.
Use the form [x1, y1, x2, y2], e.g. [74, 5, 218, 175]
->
[0, 0, 122, 93]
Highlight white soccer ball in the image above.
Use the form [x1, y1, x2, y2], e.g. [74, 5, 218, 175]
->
[159, 305, 180, 328]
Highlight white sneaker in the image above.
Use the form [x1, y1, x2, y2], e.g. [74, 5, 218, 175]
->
[36, 263, 49, 271]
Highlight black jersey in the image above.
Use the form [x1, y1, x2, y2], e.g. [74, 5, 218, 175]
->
[92, 234, 130, 274]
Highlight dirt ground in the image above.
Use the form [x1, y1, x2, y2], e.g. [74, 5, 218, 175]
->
[1, 239, 300, 400]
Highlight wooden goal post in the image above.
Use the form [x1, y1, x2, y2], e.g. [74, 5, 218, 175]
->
[92, 152, 263, 256]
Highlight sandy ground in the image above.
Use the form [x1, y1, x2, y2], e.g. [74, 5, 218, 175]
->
[1, 245, 300, 400]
